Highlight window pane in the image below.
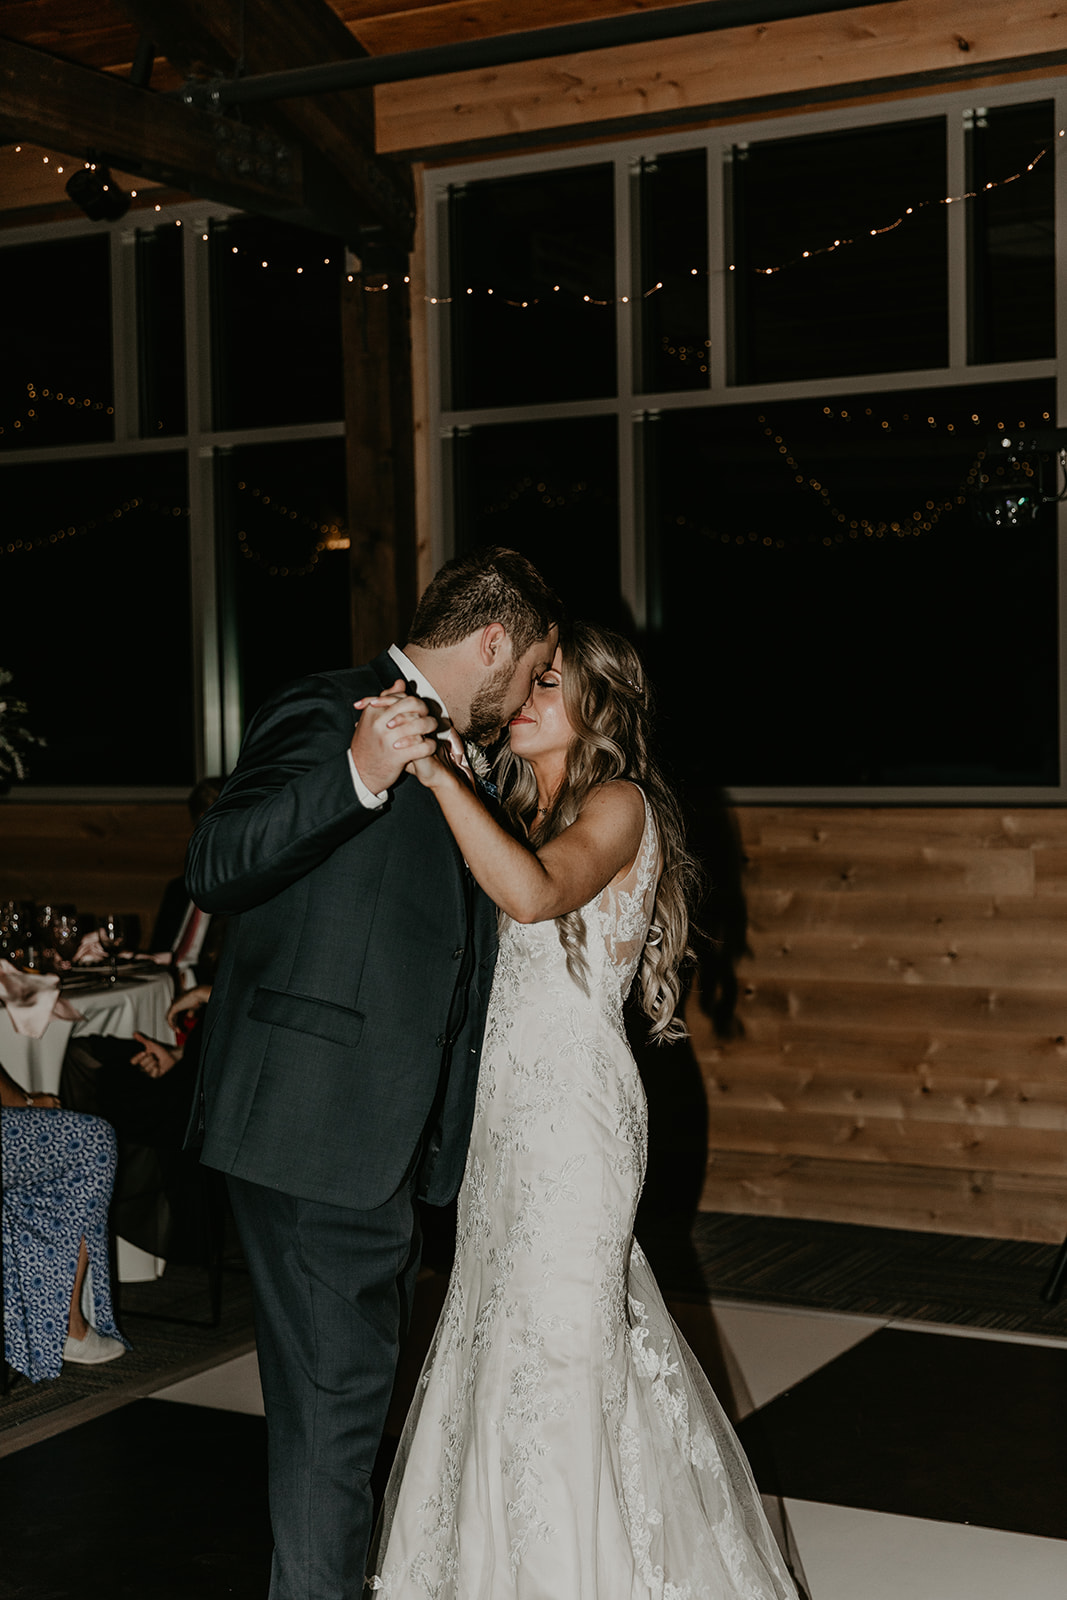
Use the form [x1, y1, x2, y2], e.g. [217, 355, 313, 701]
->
[730, 119, 948, 383]
[0, 453, 192, 784]
[216, 439, 351, 725]
[638, 149, 710, 393]
[453, 416, 621, 625]
[646, 380, 1057, 787]
[137, 220, 186, 436]
[210, 216, 344, 430]
[0, 234, 113, 452]
[969, 102, 1055, 364]
[449, 166, 616, 410]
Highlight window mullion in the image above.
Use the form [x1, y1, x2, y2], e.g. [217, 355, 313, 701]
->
[947, 108, 969, 373]
[183, 218, 224, 779]
[110, 226, 140, 441]
[615, 155, 642, 628]
[707, 140, 729, 393]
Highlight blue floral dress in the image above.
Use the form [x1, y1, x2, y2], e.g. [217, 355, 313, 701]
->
[2, 1107, 128, 1382]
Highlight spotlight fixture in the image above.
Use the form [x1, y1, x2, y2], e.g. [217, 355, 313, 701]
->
[64, 165, 131, 222]
[973, 428, 1067, 529]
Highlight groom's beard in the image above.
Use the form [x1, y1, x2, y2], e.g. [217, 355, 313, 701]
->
[464, 667, 520, 747]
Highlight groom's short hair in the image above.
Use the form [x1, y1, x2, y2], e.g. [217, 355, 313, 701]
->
[407, 546, 561, 659]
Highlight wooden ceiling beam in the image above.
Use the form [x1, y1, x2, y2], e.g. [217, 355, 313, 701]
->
[342, 0, 708, 59]
[0, 34, 304, 210]
[115, 0, 414, 246]
[373, 0, 1067, 156]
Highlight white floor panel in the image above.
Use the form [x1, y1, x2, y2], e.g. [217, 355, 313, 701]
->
[708, 1302, 886, 1418]
[785, 1499, 1067, 1600]
[155, 1350, 265, 1415]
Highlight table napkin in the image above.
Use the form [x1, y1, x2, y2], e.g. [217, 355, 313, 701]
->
[0, 958, 84, 1038]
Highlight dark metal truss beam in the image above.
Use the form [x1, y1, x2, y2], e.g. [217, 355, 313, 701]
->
[188, 0, 911, 107]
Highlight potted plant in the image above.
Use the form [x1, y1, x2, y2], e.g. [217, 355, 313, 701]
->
[0, 668, 45, 795]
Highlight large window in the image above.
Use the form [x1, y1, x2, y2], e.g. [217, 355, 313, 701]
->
[427, 83, 1066, 801]
[0, 208, 350, 796]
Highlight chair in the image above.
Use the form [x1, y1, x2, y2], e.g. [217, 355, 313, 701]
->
[113, 1159, 228, 1329]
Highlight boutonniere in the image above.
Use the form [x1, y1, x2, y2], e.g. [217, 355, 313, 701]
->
[463, 739, 498, 799]
[463, 740, 492, 780]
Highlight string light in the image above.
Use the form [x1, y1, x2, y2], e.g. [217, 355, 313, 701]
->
[756, 409, 981, 539]
[234, 480, 350, 577]
[736, 129, 1063, 278]
[479, 474, 593, 518]
[1, 123, 1060, 315]
[0, 496, 190, 559]
[0, 381, 113, 439]
[667, 403, 1055, 551]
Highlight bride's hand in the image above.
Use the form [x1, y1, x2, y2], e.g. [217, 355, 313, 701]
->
[405, 742, 465, 790]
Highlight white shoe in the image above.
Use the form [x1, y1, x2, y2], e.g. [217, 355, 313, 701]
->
[63, 1327, 125, 1365]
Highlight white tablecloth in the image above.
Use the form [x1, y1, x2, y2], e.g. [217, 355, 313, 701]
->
[0, 968, 175, 1096]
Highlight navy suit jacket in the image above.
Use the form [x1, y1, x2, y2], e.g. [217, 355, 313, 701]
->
[184, 653, 497, 1211]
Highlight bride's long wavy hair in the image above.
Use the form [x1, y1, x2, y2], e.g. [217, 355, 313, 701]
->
[495, 620, 700, 1043]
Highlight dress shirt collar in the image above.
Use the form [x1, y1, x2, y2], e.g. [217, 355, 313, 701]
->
[387, 644, 452, 732]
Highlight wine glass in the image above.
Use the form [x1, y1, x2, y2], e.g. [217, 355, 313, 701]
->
[34, 904, 56, 971]
[97, 912, 125, 986]
[0, 903, 24, 966]
[51, 912, 80, 971]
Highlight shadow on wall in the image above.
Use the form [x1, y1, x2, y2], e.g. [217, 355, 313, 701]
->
[632, 783, 750, 1417]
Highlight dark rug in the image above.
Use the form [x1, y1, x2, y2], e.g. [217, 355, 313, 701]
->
[0, 1399, 271, 1600]
[639, 1210, 1067, 1337]
[0, 1253, 256, 1456]
[737, 1326, 1067, 1541]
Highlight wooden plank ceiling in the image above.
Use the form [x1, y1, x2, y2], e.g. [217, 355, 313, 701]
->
[0, 2, 1063, 222]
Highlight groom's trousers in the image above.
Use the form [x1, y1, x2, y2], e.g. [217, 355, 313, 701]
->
[227, 1170, 423, 1600]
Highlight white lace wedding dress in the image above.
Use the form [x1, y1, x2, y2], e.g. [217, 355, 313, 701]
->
[368, 790, 799, 1599]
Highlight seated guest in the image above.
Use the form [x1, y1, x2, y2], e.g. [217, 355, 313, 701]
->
[1, 1062, 127, 1381]
[60, 987, 212, 1260]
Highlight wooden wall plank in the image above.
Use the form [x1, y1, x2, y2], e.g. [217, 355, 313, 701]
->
[705, 1108, 1067, 1175]
[747, 889, 1067, 937]
[374, 0, 1067, 153]
[0, 802, 189, 942]
[693, 803, 1067, 1243]
[700, 1151, 1067, 1244]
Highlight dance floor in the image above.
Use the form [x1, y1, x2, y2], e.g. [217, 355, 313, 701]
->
[2, 1236, 1064, 1598]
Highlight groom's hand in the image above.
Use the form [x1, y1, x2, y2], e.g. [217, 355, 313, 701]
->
[351, 678, 440, 793]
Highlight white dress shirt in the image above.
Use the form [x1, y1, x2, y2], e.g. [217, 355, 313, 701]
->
[347, 644, 453, 809]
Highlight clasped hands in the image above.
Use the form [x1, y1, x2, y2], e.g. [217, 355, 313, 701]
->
[352, 679, 469, 794]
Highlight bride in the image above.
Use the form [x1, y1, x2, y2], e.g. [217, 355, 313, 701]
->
[364, 620, 798, 1600]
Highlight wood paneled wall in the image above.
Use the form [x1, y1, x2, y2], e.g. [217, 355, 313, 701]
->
[0, 802, 190, 945]
[692, 807, 1067, 1244]
[6, 799, 1067, 1243]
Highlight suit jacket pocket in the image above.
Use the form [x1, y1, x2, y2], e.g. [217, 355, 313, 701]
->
[249, 986, 365, 1048]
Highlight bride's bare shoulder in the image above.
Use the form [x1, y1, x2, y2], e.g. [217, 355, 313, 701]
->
[578, 780, 647, 839]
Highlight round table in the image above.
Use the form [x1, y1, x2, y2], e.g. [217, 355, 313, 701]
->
[0, 967, 176, 1097]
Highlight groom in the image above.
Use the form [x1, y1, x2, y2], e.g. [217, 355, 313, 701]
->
[185, 547, 560, 1599]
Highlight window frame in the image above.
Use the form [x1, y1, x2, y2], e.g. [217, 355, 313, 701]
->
[424, 77, 1067, 804]
[0, 201, 346, 801]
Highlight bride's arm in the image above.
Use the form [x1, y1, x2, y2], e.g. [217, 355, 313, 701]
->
[413, 754, 645, 922]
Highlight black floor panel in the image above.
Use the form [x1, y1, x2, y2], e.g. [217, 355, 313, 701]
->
[0, 1400, 271, 1600]
[738, 1328, 1067, 1541]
